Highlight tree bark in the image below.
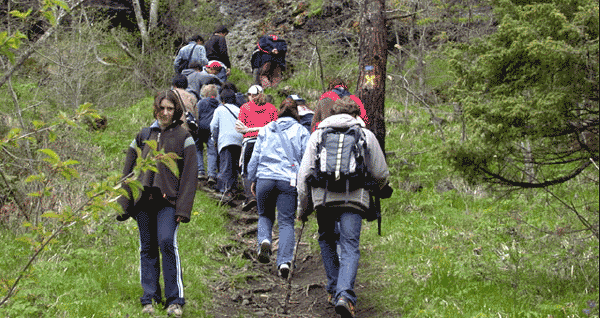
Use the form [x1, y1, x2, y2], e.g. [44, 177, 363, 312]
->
[132, 0, 149, 51]
[148, 0, 159, 32]
[357, 0, 388, 152]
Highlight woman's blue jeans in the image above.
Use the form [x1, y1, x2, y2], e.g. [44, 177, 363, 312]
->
[256, 179, 297, 267]
[197, 136, 217, 178]
[135, 205, 185, 307]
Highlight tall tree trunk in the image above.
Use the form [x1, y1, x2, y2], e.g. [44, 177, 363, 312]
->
[132, 0, 149, 52]
[357, 0, 388, 151]
[148, 0, 159, 32]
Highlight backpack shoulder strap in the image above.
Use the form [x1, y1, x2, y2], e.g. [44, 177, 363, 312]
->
[222, 104, 238, 120]
[187, 44, 197, 61]
[273, 123, 298, 174]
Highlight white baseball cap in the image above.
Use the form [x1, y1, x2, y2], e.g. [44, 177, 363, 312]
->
[247, 85, 263, 95]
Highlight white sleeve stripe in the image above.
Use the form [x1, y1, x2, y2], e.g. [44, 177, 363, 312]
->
[184, 136, 195, 148]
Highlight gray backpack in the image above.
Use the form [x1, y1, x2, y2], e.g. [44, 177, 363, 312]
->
[306, 124, 376, 197]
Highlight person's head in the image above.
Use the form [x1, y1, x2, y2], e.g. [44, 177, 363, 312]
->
[247, 85, 266, 105]
[328, 77, 348, 91]
[172, 74, 188, 89]
[201, 84, 218, 98]
[154, 90, 184, 128]
[214, 25, 229, 36]
[287, 94, 306, 106]
[189, 34, 204, 44]
[205, 61, 223, 74]
[332, 96, 360, 117]
[189, 61, 203, 71]
[220, 82, 239, 93]
[278, 97, 300, 121]
[220, 89, 237, 105]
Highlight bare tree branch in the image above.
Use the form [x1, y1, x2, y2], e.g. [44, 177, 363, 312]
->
[386, 9, 424, 21]
[110, 28, 138, 61]
[0, 0, 86, 90]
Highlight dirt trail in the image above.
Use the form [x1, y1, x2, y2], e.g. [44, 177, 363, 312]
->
[199, 181, 388, 318]
[200, 1, 391, 316]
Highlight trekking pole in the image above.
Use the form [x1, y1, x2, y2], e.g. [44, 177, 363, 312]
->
[283, 220, 306, 314]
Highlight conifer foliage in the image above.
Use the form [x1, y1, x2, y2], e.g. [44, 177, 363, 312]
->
[446, 0, 599, 189]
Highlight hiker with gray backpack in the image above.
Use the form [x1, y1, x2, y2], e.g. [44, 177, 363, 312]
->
[296, 96, 390, 318]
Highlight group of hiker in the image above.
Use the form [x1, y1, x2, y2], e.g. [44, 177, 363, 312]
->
[115, 25, 390, 318]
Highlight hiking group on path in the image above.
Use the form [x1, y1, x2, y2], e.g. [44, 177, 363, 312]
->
[115, 25, 391, 318]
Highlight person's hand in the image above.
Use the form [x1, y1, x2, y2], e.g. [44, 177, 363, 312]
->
[235, 120, 249, 134]
[226, 68, 231, 76]
[272, 48, 278, 54]
[176, 216, 184, 223]
[251, 182, 256, 197]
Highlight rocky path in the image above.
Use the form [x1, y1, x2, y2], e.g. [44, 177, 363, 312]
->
[198, 181, 388, 318]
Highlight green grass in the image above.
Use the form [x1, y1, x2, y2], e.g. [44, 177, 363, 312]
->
[360, 105, 599, 317]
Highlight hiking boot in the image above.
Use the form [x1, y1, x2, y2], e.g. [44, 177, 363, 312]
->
[242, 199, 257, 212]
[327, 293, 336, 306]
[278, 263, 290, 279]
[141, 304, 155, 315]
[166, 303, 183, 317]
[335, 296, 355, 318]
[207, 177, 217, 186]
[258, 239, 271, 264]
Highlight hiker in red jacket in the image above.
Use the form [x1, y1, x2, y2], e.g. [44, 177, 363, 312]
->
[235, 85, 278, 211]
[310, 78, 369, 132]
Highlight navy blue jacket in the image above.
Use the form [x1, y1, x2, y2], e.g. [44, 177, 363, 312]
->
[251, 35, 287, 70]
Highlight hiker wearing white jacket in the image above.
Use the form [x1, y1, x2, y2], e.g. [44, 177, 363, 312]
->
[246, 98, 310, 278]
[209, 89, 243, 198]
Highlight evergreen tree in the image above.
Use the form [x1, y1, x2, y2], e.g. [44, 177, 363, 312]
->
[446, 0, 598, 188]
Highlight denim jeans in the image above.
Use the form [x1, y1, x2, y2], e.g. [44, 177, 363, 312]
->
[197, 137, 218, 178]
[135, 204, 185, 307]
[256, 179, 297, 267]
[317, 209, 362, 306]
[217, 145, 241, 193]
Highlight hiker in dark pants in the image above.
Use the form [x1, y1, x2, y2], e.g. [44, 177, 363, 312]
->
[210, 89, 243, 199]
[251, 34, 287, 88]
[296, 97, 389, 318]
[246, 98, 310, 278]
[116, 90, 197, 317]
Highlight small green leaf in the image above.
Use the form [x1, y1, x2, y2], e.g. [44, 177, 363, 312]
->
[9, 9, 32, 19]
[41, 211, 61, 218]
[39, 148, 60, 164]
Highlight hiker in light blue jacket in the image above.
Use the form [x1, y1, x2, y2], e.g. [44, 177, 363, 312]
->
[246, 97, 310, 278]
[209, 89, 243, 198]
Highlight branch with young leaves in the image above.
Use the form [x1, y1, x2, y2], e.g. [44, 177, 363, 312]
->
[0, 105, 180, 307]
[0, 0, 86, 90]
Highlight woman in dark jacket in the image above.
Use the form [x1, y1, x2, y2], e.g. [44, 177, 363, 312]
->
[117, 90, 197, 317]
